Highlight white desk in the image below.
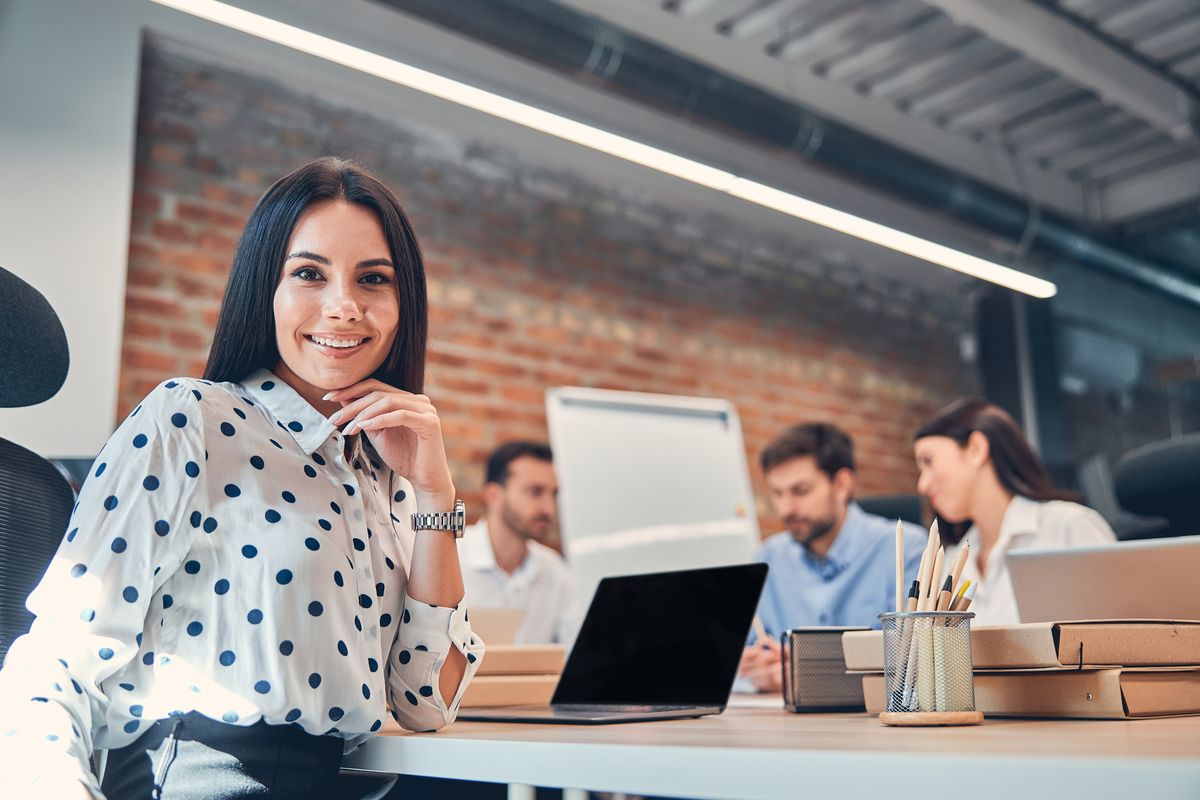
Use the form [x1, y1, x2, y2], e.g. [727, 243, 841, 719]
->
[344, 704, 1200, 800]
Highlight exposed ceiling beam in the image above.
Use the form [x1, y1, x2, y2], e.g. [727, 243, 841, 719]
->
[923, 0, 1199, 141]
[555, 0, 1088, 220]
[1100, 159, 1200, 222]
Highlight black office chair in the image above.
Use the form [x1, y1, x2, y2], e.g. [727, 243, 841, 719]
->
[1113, 433, 1200, 539]
[0, 266, 74, 665]
[0, 439, 75, 665]
[857, 494, 924, 527]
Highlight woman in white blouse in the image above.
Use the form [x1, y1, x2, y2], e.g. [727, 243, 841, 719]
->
[913, 398, 1115, 626]
[0, 158, 484, 799]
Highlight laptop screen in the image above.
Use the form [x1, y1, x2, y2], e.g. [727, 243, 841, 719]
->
[551, 563, 768, 706]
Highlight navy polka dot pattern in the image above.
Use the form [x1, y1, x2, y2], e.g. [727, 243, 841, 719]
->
[3, 371, 483, 790]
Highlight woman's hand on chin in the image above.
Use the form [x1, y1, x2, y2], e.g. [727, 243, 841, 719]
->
[324, 380, 455, 511]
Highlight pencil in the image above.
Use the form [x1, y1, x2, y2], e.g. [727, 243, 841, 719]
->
[929, 546, 945, 608]
[935, 575, 954, 612]
[913, 548, 929, 611]
[952, 578, 971, 608]
[952, 582, 977, 612]
[895, 519, 905, 613]
[916, 521, 939, 611]
[947, 541, 970, 596]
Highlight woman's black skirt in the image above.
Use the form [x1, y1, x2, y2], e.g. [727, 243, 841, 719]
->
[100, 712, 345, 800]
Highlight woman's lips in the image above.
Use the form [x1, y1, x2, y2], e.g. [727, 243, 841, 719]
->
[305, 335, 370, 359]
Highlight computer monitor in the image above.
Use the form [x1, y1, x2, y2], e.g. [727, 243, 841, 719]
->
[546, 387, 760, 611]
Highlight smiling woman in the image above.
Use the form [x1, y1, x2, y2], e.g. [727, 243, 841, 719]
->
[0, 158, 483, 799]
[271, 200, 401, 411]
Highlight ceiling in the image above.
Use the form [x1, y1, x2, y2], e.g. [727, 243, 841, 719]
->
[377, 0, 1200, 300]
[558, 0, 1200, 227]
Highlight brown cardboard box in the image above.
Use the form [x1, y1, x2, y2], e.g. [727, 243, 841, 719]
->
[844, 620, 1200, 672]
[863, 668, 1200, 719]
[476, 644, 566, 676]
[460, 674, 559, 707]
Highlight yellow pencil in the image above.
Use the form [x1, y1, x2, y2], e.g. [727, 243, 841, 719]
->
[952, 578, 971, 607]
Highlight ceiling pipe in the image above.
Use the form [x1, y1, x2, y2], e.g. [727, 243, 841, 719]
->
[379, 0, 1200, 307]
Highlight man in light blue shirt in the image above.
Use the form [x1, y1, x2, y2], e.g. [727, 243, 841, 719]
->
[739, 423, 925, 691]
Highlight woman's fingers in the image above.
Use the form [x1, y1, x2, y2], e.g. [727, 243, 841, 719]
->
[325, 379, 428, 405]
[348, 407, 440, 437]
[331, 391, 433, 426]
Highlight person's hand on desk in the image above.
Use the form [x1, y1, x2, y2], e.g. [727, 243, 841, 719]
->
[738, 638, 782, 692]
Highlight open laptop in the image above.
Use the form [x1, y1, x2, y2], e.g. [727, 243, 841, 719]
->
[457, 562, 769, 724]
[1009, 535, 1200, 623]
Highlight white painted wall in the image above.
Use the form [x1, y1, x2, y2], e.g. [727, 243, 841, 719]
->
[0, 0, 143, 457]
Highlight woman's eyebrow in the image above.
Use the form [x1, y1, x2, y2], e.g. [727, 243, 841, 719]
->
[285, 251, 393, 269]
[286, 250, 329, 264]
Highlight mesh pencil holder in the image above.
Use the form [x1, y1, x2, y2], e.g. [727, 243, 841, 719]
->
[877, 611, 984, 726]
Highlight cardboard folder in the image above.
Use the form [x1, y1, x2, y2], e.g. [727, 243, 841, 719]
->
[459, 674, 559, 708]
[844, 620, 1200, 672]
[475, 644, 566, 676]
[863, 667, 1200, 719]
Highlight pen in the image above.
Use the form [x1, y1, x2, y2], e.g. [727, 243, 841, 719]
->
[906, 579, 919, 612]
[751, 614, 772, 647]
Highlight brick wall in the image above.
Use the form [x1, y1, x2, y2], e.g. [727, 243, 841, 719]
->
[120, 42, 978, 541]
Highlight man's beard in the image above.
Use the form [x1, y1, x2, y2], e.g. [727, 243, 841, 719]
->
[786, 515, 836, 549]
[502, 505, 554, 544]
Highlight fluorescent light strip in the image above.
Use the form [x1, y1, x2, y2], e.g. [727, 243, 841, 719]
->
[150, 0, 1058, 299]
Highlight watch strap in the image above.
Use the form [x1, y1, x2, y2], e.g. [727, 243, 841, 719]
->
[411, 498, 465, 538]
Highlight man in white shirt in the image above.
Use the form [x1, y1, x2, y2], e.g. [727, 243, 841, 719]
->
[460, 442, 579, 647]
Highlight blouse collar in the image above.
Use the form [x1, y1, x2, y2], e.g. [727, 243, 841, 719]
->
[241, 368, 339, 456]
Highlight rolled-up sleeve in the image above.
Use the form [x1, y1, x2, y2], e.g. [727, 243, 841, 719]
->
[0, 380, 206, 796]
[385, 596, 484, 732]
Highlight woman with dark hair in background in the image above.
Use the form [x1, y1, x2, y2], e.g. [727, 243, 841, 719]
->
[913, 398, 1115, 625]
[0, 158, 483, 799]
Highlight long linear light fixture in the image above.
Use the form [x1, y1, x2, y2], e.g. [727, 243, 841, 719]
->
[151, 0, 1058, 298]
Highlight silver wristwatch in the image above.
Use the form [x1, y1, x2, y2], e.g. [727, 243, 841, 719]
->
[411, 498, 466, 538]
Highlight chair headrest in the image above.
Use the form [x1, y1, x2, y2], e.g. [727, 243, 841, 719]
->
[1113, 433, 1200, 521]
[0, 266, 70, 408]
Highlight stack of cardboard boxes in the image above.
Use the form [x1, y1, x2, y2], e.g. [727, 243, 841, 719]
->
[460, 643, 565, 708]
[844, 620, 1200, 719]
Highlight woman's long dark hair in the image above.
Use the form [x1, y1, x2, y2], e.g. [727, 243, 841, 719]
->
[915, 398, 1078, 543]
[203, 158, 426, 393]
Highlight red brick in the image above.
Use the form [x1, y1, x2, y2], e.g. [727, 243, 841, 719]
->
[126, 292, 182, 318]
[123, 346, 178, 372]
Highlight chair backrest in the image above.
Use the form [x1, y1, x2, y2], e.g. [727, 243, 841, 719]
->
[1113, 433, 1200, 538]
[0, 437, 75, 665]
[856, 494, 924, 527]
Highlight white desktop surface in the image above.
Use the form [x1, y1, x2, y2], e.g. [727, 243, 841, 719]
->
[344, 700, 1200, 799]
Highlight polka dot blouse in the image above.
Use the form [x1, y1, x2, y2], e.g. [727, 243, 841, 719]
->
[0, 369, 484, 795]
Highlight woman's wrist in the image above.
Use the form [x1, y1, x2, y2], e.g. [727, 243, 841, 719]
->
[414, 486, 456, 515]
